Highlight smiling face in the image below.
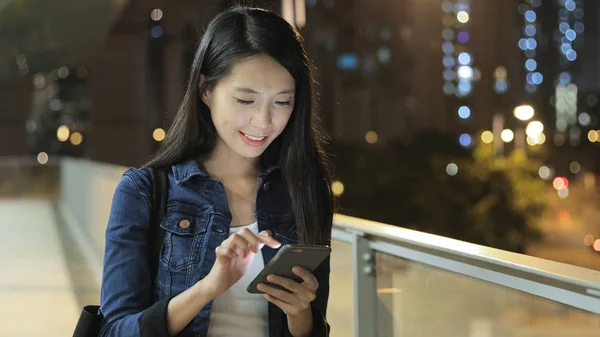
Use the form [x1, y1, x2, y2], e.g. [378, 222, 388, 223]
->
[201, 54, 296, 161]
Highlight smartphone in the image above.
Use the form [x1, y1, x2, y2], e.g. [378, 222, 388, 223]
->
[247, 244, 331, 294]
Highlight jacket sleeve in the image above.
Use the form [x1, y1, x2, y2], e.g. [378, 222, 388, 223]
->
[99, 169, 172, 337]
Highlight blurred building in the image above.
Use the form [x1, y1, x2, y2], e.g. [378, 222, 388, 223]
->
[0, 0, 277, 166]
[0, 0, 128, 158]
[1, 0, 600, 169]
[304, 0, 526, 148]
[531, 0, 595, 146]
[542, 0, 600, 174]
[303, 0, 417, 144]
[302, 0, 600, 160]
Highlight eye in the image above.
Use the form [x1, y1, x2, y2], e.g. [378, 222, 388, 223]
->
[275, 101, 292, 106]
[236, 98, 254, 105]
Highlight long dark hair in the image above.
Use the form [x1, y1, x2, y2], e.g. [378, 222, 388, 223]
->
[146, 7, 333, 245]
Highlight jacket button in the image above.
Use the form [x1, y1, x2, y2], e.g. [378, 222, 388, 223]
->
[179, 219, 191, 229]
[263, 181, 270, 192]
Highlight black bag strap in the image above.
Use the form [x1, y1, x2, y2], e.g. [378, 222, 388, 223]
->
[149, 167, 168, 290]
[73, 305, 102, 337]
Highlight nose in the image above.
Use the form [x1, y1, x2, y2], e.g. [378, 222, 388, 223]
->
[250, 104, 271, 130]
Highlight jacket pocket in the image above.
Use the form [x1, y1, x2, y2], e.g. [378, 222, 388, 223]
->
[160, 209, 211, 271]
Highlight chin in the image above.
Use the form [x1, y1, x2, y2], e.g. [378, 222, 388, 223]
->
[235, 145, 268, 159]
[233, 135, 275, 159]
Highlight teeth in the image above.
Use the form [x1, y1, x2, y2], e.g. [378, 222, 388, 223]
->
[243, 133, 265, 141]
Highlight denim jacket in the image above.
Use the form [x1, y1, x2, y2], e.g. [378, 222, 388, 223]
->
[99, 159, 330, 337]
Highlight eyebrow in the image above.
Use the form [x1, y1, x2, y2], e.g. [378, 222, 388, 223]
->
[234, 87, 295, 95]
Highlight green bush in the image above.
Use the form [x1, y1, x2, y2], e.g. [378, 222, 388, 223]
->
[332, 135, 545, 253]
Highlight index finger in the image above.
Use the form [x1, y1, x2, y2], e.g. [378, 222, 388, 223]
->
[257, 231, 281, 249]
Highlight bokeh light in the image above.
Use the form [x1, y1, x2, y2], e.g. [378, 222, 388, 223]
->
[57, 125, 70, 142]
[594, 239, 600, 252]
[70, 132, 83, 146]
[553, 177, 569, 190]
[446, 163, 458, 176]
[457, 11, 470, 23]
[153, 128, 166, 142]
[481, 131, 494, 144]
[365, 131, 379, 144]
[525, 121, 544, 138]
[37, 152, 49, 165]
[584, 234, 595, 246]
[570, 161, 581, 174]
[539, 166, 551, 180]
[514, 105, 534, 121]
[150, 8, 163, 21]
[558, 187, 569, 199]
[501, 129, 514, 143]
[459, 133, 472, 147]
[331, 181, 345, 196]
[458, 106, 471, 119]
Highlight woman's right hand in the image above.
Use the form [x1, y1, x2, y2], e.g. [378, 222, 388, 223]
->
[202, 228, 281, 297]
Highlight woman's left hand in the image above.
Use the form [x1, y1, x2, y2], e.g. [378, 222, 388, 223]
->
[256, 266, 318, 317]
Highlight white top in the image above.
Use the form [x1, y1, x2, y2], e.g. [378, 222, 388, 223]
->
[207, 222, 269, 337]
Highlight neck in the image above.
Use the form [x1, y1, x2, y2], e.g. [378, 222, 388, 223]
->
[200, 141, 260, 181]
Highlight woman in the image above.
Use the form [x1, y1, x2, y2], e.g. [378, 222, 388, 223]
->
[99, 6, 333, 337]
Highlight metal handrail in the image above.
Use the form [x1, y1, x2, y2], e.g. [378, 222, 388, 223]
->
[333, 213, 600, 290]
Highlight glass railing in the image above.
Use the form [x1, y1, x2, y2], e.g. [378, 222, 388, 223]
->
[1, 156, 599, 337]
[329, 214, 600, 337]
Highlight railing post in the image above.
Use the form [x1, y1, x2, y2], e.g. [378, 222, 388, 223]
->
[352, 232, 378, 337]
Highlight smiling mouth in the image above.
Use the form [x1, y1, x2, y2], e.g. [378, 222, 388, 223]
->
[239, 131, 268, 146]
[241, 132, 266, 141]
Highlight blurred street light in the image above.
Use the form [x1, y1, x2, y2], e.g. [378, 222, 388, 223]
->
[57, 125, 70, 142]
[514, 104, 534, 121]
[501, 129, 514, 143]
[513, 106, 536, 152]
[525, 121, 544, 138]
[457, 11, 470, 23]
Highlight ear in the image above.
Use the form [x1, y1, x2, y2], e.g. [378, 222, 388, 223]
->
[199, 75, 211, 106]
